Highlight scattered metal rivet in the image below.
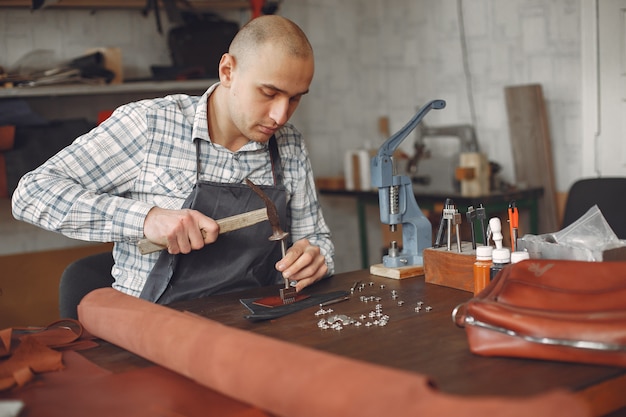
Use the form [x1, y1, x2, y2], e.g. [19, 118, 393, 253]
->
[398, 301, 404, 306]
[425, 306, 432, 311]
[380, 284, 386, 289]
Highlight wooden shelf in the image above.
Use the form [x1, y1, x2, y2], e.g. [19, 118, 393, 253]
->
[0, 1, 249, 10]
[0, 79, 216, 98]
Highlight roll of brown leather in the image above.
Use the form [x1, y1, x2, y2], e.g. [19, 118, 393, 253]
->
[77, 288, 589, 417]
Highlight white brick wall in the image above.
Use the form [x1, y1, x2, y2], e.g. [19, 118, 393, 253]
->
[0, 1, 583, 269]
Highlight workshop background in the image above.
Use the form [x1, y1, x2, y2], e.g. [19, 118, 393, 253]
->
[0, 0, 605, 276]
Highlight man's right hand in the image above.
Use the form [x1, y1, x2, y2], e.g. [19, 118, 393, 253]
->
[143, 207, 219, 254]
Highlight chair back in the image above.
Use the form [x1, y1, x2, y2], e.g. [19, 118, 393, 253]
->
[561, 177, 626, 239]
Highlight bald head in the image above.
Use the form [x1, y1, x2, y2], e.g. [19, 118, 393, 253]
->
[229, 15, 313, 70]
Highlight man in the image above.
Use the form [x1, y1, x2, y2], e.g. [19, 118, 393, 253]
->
[11, 15, 334, 304]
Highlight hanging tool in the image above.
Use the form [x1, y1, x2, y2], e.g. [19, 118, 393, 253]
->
[508, 201, 519, 251]
[466, 205, 477, 249]
[443, 202, 456, 251]
[433, 197, 452, 248]
[137, 208, 268, 255]
[453, 210, 462, 252]
[370, 99, 446, 268]
[245, 179, 295, 304]
[476, 204, 487, 245]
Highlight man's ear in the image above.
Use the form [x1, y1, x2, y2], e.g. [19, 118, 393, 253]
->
[218, 53, 235, 87]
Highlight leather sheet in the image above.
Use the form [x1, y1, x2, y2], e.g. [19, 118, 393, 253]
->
[77, 288, 591, 417]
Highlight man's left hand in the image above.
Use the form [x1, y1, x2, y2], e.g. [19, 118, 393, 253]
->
[275, 238, 328, 291]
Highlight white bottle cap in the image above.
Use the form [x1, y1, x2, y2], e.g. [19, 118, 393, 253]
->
[511, 251, 530, 264]
[492, 247, 510, 264]
[475, 245, 493, 261]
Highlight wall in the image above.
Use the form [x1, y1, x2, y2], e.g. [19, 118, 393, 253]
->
[0, 1, 583, 272]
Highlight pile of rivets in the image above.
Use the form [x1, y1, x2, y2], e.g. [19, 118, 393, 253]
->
[316, 281, 433, 331]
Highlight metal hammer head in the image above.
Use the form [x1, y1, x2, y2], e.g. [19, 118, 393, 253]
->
[245, 179, 289, 242]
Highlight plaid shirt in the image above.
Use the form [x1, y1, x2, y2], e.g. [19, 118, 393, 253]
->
[12, 83, 334, 297]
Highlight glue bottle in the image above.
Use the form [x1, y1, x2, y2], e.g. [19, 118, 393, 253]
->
[488, 217, 510, 281]
[473, 245, 493, 295]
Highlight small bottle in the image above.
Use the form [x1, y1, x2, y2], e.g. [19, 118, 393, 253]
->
[490, 247, 511, 281]
[473, 245, 493, 295]
[510, 250, 530, 264]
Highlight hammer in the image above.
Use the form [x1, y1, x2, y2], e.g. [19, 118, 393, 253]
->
[137, 179, 284, 257]
[244, 179, 296, 304]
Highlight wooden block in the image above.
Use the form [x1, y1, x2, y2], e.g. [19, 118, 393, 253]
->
[369, 263, 424, 279]
[455, 166, 476, 180]
[423, 243, 475, 292]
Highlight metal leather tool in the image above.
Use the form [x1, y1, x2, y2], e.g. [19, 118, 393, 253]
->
[466, 206, 477, 249]
[370, 99, 446, 268]
[433, 197, 452, 248]
[244, 179, 295, 304]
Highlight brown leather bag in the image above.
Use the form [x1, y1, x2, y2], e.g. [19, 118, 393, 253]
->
[453, 259, 626, 367]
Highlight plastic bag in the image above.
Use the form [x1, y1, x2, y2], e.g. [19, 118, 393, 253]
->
[517, 205, 625, 261]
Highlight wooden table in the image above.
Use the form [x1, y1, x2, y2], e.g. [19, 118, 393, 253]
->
[80, 270, 626, 417]
[319, 187, 544, 268]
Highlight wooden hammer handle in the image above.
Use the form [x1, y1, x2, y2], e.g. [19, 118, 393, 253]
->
[137, 208, 268, 255]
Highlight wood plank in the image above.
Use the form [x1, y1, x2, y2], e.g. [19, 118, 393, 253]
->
[505, 84, 559, 233]
[369, 263, 424, 279]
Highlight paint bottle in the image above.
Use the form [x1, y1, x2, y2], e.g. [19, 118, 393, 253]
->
[490, 247, 511, 281]
[473, 245, 493, 295]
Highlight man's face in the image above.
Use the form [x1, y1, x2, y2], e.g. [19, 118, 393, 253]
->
[225, 43, 314, 143]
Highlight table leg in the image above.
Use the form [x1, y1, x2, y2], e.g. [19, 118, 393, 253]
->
[357, 198, 369, 269]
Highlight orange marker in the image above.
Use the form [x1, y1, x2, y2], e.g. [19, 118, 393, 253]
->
[508, 201, 519, 251]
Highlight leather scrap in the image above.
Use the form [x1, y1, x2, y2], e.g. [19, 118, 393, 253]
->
[0, 336, 63, 390]
[0, 328, 11, 358]
[0, 319, 97, 391]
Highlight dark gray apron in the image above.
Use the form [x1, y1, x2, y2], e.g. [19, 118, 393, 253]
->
[140, 136, 288, 304]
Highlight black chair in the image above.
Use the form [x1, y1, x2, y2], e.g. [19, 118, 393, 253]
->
[561, 177, 626, 239]
[59, 251, 115, 319]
